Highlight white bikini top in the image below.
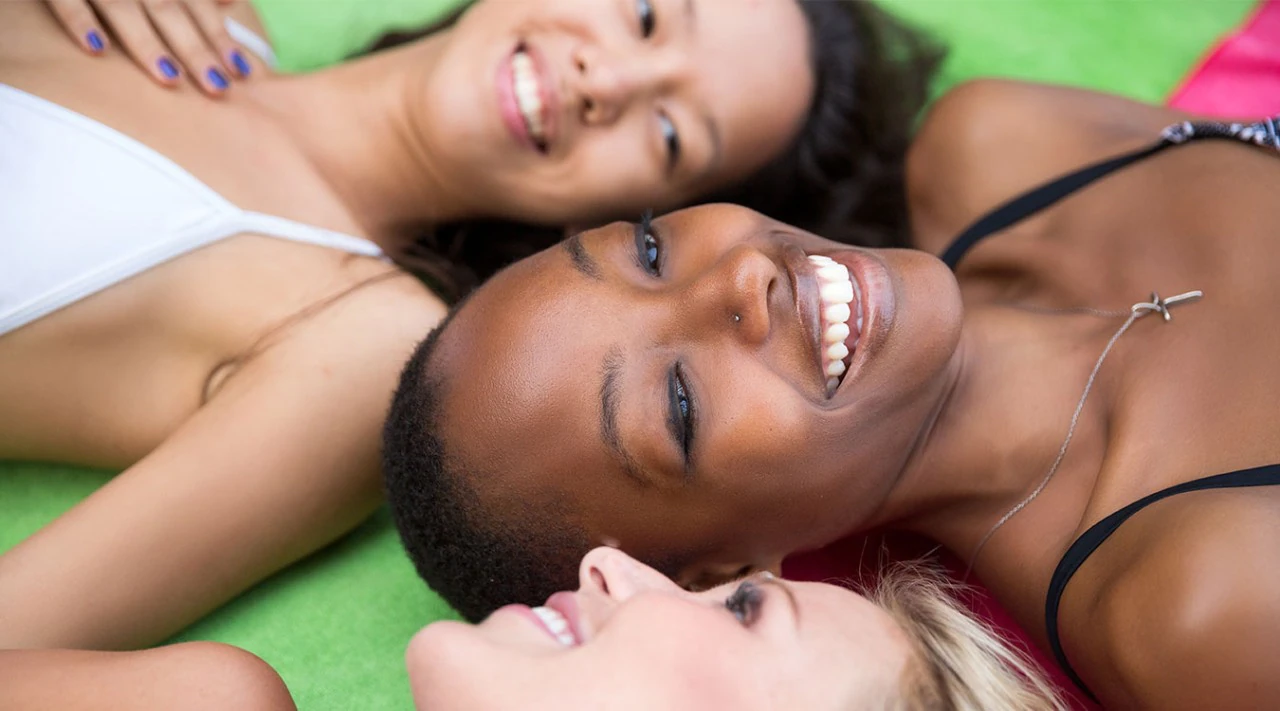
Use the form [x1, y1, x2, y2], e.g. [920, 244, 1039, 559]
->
[0, 81, 383, 337]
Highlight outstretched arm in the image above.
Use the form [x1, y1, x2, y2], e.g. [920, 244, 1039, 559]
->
[0, 643, 296, 710]
[0, 278, 444, 650]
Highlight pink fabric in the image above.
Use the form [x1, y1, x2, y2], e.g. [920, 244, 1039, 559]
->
[1168, 0, 1280, 117]
[782, 533, 1098, 710]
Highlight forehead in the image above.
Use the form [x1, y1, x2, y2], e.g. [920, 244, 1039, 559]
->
[785, 581, 914, 704]
[429, 239, 642, 524]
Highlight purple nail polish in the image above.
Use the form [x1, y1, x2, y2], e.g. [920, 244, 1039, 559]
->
[158, 57, 179, 80]
[207, 68, 229, 91]
[230, 51, 251, 77]
[86, 31, 104, 53]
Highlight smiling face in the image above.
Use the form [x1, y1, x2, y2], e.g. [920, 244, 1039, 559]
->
[426, 204, 964, 585]
[420, 0, 814, 224]
[408, 547, 914, 710]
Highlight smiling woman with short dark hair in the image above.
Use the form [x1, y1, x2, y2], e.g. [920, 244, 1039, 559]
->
[384, 79, 1280, 709]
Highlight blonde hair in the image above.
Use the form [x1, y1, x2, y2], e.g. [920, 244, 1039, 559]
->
[864, 562, 1066, 711]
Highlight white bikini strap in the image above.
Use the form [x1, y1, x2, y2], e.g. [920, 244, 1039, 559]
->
[236, 212, 386, 259]
[224, 17, 278, 70]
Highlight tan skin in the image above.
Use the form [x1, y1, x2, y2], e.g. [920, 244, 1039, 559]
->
[430, 80, 1280, 709]
[0, 0, 813, 653]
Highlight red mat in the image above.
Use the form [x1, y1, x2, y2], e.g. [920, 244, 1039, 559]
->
[1169, 0, 1280, 117]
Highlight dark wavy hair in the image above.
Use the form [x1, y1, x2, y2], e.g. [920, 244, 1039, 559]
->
[363, 1, 942, 302]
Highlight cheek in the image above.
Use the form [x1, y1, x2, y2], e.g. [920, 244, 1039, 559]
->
[553, 132, 666, 213]
[405, 623, 493, 706]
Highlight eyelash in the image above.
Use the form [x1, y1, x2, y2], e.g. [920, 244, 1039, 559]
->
[671, 362, 694, 463]
[725, 581, 764, 626]
[634, 209, 661, 276]
[636, 0, 656, 38]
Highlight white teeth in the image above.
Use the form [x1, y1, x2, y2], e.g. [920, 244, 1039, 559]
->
[819, 280, 854, 305]
[824, 322, 850, 344]
[531, 607, 576, 647]
[824, 302, 851, 323]
[511, 51, 546, 144]
[806, 253, 866, 395]
[816, 263, 849, 282]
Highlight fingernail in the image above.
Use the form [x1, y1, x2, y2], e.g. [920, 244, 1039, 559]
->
[230, 51, 251, 77]
[207, 67, 229, 91]
[86, 31, 105, 53]
[157, 57, 180, 80]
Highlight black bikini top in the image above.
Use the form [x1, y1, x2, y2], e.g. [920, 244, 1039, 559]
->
[938, 114, 1280, 700]
[942, 115, 1280, 270]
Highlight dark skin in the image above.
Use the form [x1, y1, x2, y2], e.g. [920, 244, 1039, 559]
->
[432, 79, 1280, 709]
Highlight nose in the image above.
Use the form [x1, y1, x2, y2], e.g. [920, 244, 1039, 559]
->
[683, 244, 779, 346]
[578, 546, 681, 602]
[571, 44, 678, 126]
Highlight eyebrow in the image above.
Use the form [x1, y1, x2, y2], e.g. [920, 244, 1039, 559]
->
[600, 347, 650, 486]
[564, 232, 602, 281]
[759, 577, 802, 628]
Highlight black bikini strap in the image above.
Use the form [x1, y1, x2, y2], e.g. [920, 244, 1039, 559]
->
[1044, 464, 1280, 701]
[941, 115, 1280, 271]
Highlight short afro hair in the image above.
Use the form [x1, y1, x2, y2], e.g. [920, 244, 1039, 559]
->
[381, 305, 593, 622]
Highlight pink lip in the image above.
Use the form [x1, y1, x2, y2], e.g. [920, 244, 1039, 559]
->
[498, 604, 569, 645]
[493, 42, 559, 154]
[544, 591, 585, 645]
[495, 50, 533, 150]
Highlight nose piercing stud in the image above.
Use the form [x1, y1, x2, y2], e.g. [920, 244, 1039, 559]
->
[732, 313, 742, 323]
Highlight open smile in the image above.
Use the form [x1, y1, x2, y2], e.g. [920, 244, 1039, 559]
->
[788, 248, 889, 399]
[496, 42, 558, 153]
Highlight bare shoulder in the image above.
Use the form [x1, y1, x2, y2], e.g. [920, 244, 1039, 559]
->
[907, 79, 1185, 255]
[206, 269, 448, 472]
[1072, 490, 1280, 709]
[230, 272, 448, 391]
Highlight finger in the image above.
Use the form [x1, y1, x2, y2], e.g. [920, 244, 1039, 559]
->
[142, 0, 231, 97]
[94, 0, 184, 87]
[183, 0, 252, 78]
[46, 0, 109, 56]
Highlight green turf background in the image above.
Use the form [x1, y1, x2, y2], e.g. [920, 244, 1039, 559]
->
[1, 1, 1257, 708]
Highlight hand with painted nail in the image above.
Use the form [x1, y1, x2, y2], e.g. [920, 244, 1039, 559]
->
[44, 0, 249, 97]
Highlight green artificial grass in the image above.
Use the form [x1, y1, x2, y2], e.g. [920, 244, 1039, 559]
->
[878, 0, 1256, 102]
[1, 0, 1258, 708]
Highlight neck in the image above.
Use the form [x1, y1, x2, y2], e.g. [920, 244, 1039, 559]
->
[864, 306, 1117, 554]
[240, 35, 482, 249]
